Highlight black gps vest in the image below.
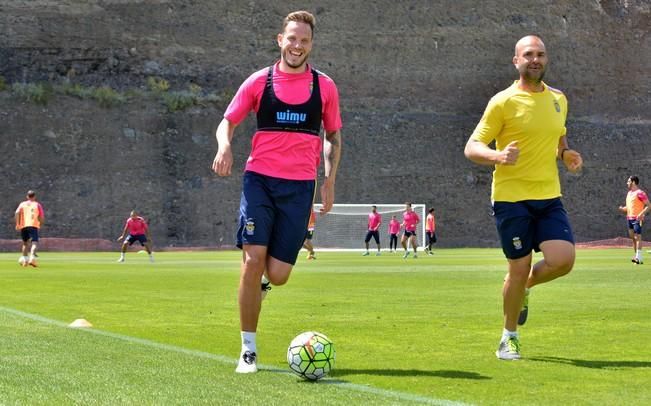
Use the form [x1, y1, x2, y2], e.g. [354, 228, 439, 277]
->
[256, 66, 322, 136]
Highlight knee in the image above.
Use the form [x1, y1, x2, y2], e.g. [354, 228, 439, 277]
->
[506, 271, 529, 285]
[549, 254, 575, 276]
[266, 262, 293, 286]
[268, 273, 290, 286]
[242, 256, 265, 281]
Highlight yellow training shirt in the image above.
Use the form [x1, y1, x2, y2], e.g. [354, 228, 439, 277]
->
[471, 81, 567, 202]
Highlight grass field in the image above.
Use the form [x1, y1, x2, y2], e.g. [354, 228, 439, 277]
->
[1, 248, 650, 405]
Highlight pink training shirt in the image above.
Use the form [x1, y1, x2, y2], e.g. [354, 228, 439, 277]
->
[403, 211, 420, 232]
[126, 217, 148, 235]
[367, 212, 382, 231]
[388, 219, 401, 235]
[224, 62, 342, 180]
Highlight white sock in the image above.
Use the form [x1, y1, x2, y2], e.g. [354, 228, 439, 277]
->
[120, 253, 125, 259]
[241, 331, 257, 354]
[636, 249, 641, 259]
[261, 275, 269, 285]
[502, 329, 518, 341]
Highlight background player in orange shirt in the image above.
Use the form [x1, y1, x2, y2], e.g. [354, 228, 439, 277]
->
[424, 207, 437, 255]
[618, 175, 650, 264]
[14, 190, 45, 267]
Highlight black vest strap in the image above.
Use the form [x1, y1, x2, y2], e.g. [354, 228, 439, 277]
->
[256, 66, 322, 136]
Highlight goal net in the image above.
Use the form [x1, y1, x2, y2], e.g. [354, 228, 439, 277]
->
[310, 204, 426, 250]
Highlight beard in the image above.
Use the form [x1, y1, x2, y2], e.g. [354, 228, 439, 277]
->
[282, 49, 309, 69]
[521, 65, 546, 83]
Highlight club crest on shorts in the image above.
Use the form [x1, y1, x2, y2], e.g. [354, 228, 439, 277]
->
[245, 219, 255, 235]
[512, 236, 522, 250]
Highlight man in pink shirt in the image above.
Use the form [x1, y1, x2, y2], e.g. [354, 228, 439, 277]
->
[362, 205, 382, 256]
[116, 210, 154, 263]
[618, 175, 650, 264]
[212, 10, 342, 374]
[387, 215, 401, 252]
[401, 202, 420, 259]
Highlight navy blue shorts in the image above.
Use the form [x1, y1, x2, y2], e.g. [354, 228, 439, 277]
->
[493, 198, 574, 259]
[364, 230, 380, 243]
[20, 227, 39, 242]
[126, 234, 147, 246]
[237, 171, 315, 265]
[403, 230, 416, 238]
[627, 219, 642, 234]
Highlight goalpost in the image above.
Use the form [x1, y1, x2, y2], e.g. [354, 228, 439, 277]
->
[310, 204, 426, 250]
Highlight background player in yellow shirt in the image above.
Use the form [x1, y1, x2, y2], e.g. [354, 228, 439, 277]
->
[618, 175, 650, 264]
[465, 35, 583, 360]
[14, 190, 45, 267]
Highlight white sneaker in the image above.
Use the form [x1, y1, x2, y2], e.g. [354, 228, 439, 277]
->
[149, 256, 154, 263]
[362, 251, 370, 256]
[235, 351, 258, 373]
[117, 257, 125, 263]
[402, 251, 410, 259]
[496, 336, 521, 360]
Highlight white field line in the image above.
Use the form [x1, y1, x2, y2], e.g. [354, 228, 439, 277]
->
[0, 306, 469, 406]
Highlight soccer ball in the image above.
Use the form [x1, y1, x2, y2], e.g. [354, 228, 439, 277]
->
[287, 331, 335, 380]
[18, 256, 27, 266]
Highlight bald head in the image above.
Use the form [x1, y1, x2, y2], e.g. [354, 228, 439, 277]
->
[514, 35, 546, 57]
[512, 35, 548, 90]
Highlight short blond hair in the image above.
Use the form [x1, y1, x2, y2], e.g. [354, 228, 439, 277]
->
[282, 10, 315, 36]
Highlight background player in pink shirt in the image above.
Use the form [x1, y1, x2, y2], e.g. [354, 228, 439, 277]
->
[401, 202, 420, 258]
[212, 11, 342, 374]
[14, 190, 44, 267]
[387, 215, 401, 252]
[116, 210, 154, 263]
[618, 175, 650, 264]
[362, 205, 382, 256]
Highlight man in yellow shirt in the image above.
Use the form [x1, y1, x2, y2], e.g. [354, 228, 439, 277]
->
[14, 190, 45, 267]
[618, 176, 650, 264]
[465, 35, 583, 360]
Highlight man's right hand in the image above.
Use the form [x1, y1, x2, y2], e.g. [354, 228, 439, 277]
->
[498, 141, 519, 165]
[212, 147, 233, 176]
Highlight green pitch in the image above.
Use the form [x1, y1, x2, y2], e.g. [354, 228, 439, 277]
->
[1, 249, 650, 405]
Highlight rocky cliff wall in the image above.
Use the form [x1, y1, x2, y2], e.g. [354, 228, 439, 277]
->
[1, 0, 649, 247]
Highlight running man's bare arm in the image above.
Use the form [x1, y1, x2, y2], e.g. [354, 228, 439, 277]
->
[320, 129, 341, 214]
[464, 138, 519, 166]
[212, 118, 239, 176]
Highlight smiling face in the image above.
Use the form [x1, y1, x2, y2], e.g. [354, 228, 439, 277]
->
[277, 20, 313, 73]
[513, 36, 547, 88]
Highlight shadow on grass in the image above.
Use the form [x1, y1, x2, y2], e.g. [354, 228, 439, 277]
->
[330, 368, 491, 380]
[529, 356, 651, 369]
